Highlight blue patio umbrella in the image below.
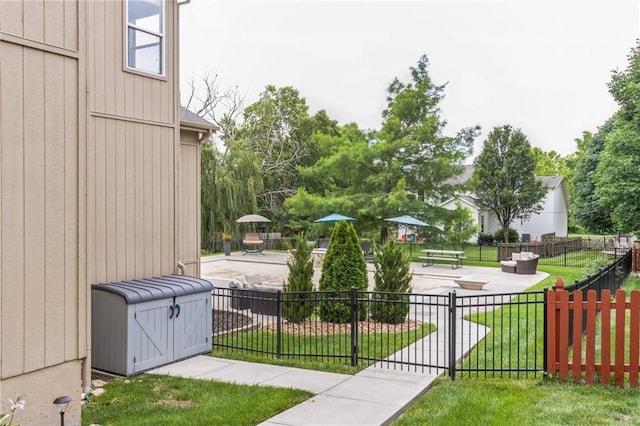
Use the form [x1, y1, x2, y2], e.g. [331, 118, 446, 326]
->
[384, 215, 429, 257]
[383, 215, 428, 227]
[314, 213, 355, 223]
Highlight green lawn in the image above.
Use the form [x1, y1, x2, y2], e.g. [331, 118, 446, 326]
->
[392, 377, 640, 425]
[81, 374, 312, 426]
[213, 323, 435, 374]
[393, 266, 640, 425]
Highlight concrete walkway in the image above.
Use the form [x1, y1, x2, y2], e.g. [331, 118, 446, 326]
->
[149, 252, 548, 425]
[151, 315, 480, 426]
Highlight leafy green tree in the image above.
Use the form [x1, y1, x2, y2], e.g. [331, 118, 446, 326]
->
[236, 86, 315, 225]
[439, 202, 479, 247]
[318, 221, 368, 323]
[282, 233, 315, 323]
[286, 54, 480, 241]
[370, 239, 412, 324]
[472, 125, 548, 243]
[572, 120, 616, 233]
[593, 41, 640, 234]
[201, 141, 262, 250]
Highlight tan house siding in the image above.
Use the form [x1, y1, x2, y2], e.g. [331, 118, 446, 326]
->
[88, 0, 175, 123]
[87, 0, 179, 285]
[0, 0, 204, 423]
[178, 130, 203, 277]
[89, 118, 177, 284]
[0, 0, 85, 422]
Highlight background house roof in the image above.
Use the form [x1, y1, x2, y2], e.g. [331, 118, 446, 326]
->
[444, 164, 475, 186]
[540, 175, 564, 189]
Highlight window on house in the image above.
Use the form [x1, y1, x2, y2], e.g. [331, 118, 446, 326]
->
[126, 0, 164, 75]
[480, 215, 485, 233]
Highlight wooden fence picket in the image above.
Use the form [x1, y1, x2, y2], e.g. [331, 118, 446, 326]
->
[572, 290, 583, 382]
[630, 291, 640, 387]
[585, 290, 596, 385]
[546, 288, 640, 388]
[615, 289, 626, 387]
[601, 290, 611, 385]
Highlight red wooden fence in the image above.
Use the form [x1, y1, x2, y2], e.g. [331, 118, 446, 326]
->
[547, 281, 640, 387]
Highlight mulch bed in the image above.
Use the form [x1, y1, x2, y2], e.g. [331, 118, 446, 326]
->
[213, 310, 253, 334]
[213, 309, 422, 336]
[263, 319, 423, 335]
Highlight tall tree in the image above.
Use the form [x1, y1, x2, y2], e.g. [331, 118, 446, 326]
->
[592, 41, 640, 234]
[472, 125, 548, 242]
[200, 142, 262, 249]
[572, 120, 616, 233]
[285, 54, 479, 241]
[237, 86, 333, 226]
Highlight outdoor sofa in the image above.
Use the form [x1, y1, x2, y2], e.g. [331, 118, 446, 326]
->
[229, 273, 279, 315]
[500, 251, 539, 274]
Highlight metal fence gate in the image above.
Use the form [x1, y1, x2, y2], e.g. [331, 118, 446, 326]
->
[211, 287, 546, 379]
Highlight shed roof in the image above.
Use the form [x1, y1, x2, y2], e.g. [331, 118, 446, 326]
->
[180, 106, 219, 132]
[92, 275, 213, 304]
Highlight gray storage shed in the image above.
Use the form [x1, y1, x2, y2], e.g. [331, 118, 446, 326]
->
[92, 275, 213, 376]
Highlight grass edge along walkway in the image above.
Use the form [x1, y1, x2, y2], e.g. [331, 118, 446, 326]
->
[393, 266, 640, 425]
[81, 374, 312, 426]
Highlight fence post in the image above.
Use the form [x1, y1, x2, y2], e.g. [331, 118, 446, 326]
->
[276, 290, 282, 359]
[350, 287, 358, 367]
[448, 291, 457, 381]
[563, 245, 567, 267]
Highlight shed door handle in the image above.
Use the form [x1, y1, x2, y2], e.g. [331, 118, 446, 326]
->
[175, 303, 181, 318]
[169, 305, 175, 319]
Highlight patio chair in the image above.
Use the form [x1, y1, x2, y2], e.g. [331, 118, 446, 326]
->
[242, 232, 265, 255]
[360, 240, 374, 262]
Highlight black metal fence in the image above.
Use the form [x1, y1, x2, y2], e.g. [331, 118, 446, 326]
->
[211, 287, 546, 379]
[553, 250, 632, 346]
[204, 235, 630, 269]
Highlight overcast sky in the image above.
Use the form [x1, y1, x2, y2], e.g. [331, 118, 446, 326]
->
[179, 0, 640, 157]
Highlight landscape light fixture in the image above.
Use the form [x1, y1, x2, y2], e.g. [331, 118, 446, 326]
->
[53, 395, 71, 426]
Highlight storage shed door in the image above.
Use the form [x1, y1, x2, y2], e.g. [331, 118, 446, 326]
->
[132, 298, 173, 373]
[174, 292, 211, 360]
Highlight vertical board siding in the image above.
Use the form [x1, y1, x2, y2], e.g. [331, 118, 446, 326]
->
[0, 0, 24, 36]
[44, 0, 64, 47]
[0, 41, 80, 377]
[23, 0, 44, 42]
[64, 57, 80, 360]
[44, 52, 67, 366]
[89, 0, 175, 124]
[90, 118, 176, 284]
[63, 0, 79, 51]
[23, 48, 46, 372]
[115, 122, 127, 281]
[1, 0, 77, 50]
[178, 134, 201, 276]
[1, 42, 26, 378]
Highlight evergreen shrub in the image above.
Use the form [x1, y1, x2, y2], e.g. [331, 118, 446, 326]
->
[282, 233, 316, 323]
[318, 221, 367, 323]
[370, 239, 412, 324]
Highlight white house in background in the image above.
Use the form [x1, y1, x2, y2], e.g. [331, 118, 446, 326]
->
[440, 165, 569, 242]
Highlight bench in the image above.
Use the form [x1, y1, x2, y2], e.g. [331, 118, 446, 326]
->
[419, 255, 466, 269]
[453, 276, 489, 290]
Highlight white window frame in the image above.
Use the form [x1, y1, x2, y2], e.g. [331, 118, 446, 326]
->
[125, 0, 165, 76]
